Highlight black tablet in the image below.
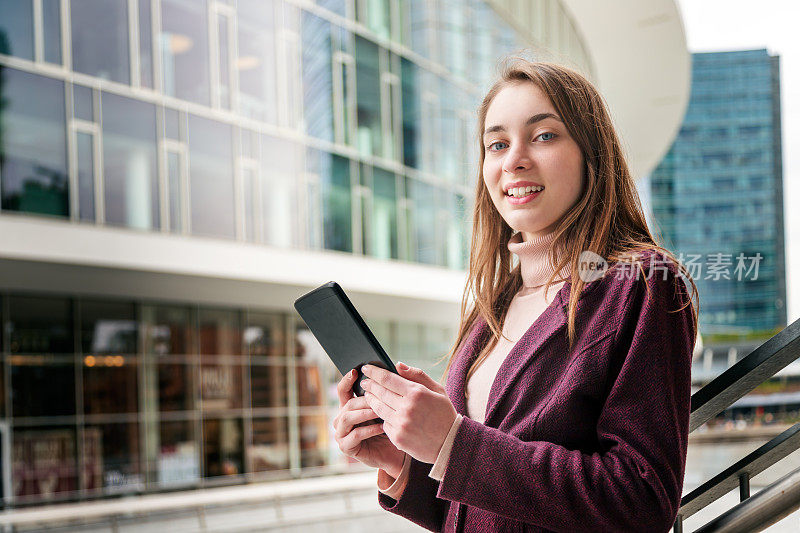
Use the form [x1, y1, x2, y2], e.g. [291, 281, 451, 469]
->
[293, 281, 397, 397]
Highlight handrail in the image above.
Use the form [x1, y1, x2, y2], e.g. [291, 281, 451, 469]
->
[689, 318, 800, 431]
[678, 423, 800, 519]
[693, 465, 800, 532]
[673, 317, 800, 531]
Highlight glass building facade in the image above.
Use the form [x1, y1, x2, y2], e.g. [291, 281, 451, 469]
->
[0, 0, 591, 506]
[650, 49, 787, 333]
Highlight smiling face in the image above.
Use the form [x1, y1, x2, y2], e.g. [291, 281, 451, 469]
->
[482, 81, 585, 241]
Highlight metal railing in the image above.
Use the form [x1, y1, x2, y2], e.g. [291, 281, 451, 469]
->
[674, 318, 800, 532]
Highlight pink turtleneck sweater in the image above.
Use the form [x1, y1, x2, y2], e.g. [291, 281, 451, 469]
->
[377, 229, 570, 499]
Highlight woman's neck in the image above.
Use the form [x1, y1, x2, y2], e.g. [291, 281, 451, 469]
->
[507, 230, 570, 288]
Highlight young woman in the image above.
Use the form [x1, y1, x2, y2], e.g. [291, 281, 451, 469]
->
[332, 58, 698, 533]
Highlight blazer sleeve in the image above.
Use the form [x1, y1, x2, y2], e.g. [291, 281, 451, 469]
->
[433, 258, 695, 532]
[377, 453, 449, 532]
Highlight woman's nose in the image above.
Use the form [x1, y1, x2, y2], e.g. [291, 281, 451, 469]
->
[501, 145, 532, 174]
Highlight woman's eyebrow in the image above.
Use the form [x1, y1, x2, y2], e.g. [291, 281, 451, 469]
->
[483, 112, 562, 137]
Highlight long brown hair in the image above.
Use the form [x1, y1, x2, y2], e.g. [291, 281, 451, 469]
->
[437, 57, 699, 385]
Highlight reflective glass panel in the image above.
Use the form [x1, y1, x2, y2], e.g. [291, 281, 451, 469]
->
[76, 131, 95, 222]
[245, 311, 286, 358]
[72, 84, 93, 122]
[261, 135, 301, 248]
[160, 0, 210, 105]
[42, 0, 62, 64]
[411, 179, 436, 264]
[250, 363, 288, 409]
[198, 308, 241, 357]
[400, 57, 420, 169]
[188, 115, 235, 238]
[80, 299, 138, 355]
[13, 427, 78, 503]
[102, 92, 159, 230]
[301, 11, 333, 142]
[167, 150, 182, 233]
[0, 68, 68, 217]
[307, 148, 352, 253]
[83, 423, 142, 491]
[83, 357, 138, 415]
[70, 0, 130, 83]
[298, 413, 328, 468]
[249, 417, 290, 472]
[7, 295, 73, 354]
[354, 35, 382, 157]
[217, 13, 231, 108]
[236, 0, 278, 123]
[371, 167, 398, 259]
[10, 356, 76, 417]
[242, 166, 256, 242]
[294, 321, 335, 409]
[139, 0, 154, 88]
[202, 417, 243, 477]
[157, 420, 199, 485]
[0, 0, 34, 59]
[143, 305, 194, 356]
[158, 363, 193, 411]
[199, 360, 243, 410]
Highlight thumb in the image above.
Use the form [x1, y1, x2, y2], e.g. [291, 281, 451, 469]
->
[397, 362, 444, 393]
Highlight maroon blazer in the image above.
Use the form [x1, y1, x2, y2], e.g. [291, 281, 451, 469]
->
[378, 250, 696, 532]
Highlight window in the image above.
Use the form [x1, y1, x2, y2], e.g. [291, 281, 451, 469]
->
[138, 0, 154, 87]
[70, 0, 130, 83]
[81, 300, 138, 415]
[0, 0, 34, 59]
[202, 417, 243, 477]
[160, 0, 210, 105]
[370, 166, 398, 259]
[7, 294, 73, 354]
[410, 179, 437, 264]
[156, 420, 200, 485]
[0, 68, 68, 217]
[13, 428, 78, 503]
[261, 135, 301, 248]
[400, 57, 420, 168]
[42, 0, 62, 64]
[301, 11, 334, 142]
[102, 92, 159, 229]
[354, 35, 382, 157]
[307, 148, 352, 253]
[236, 0, 278, 123]
[188, 115, 235, 238]
[83, 422, 142, 491]
[249, 417, 290, 472]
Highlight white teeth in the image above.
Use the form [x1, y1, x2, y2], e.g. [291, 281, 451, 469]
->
[507, 186, 543, 197]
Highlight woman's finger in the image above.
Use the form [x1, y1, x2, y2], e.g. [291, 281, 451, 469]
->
[362, 378, 403, 410]
[335, 408, 380, 439]
[339, 421, 385, 453]
[337, 368, 358, 407]
[364, 391, 394, 424]
[397, 364, 445, 394]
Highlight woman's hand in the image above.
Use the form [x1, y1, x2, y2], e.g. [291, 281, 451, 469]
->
[361, 363, 457, 464]
[333, 368, 406, 478]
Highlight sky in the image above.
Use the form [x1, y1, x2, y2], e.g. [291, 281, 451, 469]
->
[675, 0, 800, 324]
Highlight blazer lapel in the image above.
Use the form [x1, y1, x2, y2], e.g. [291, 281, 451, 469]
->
[446, 314, 489, 417]
[482, 282, 570, 427]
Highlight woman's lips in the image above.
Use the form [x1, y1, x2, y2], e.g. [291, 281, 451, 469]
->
[506, 189, 542, 205]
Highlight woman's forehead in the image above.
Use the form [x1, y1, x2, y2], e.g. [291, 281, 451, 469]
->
[485, 83, 556, 123]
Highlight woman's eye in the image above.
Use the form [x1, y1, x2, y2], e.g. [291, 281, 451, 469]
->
[536, 132, 556, 141]
[487, 141, 508, 151]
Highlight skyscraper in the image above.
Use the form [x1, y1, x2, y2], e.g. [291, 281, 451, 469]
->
[650, 49, 786, 335]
